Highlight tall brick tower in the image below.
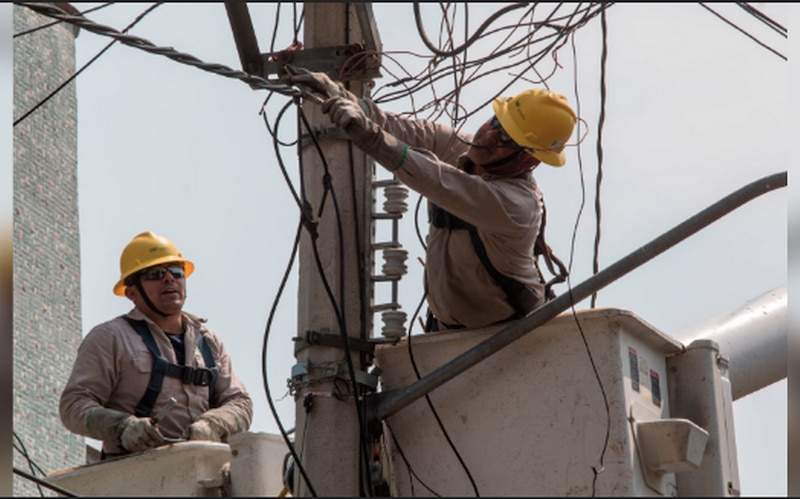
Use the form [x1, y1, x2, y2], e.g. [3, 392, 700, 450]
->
[13, 3, 83, 495]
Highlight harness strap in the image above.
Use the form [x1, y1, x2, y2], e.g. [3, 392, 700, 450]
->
[429, 203, 540, 316]
[123, 317, 218, 417]
[533, 202, 570, 300]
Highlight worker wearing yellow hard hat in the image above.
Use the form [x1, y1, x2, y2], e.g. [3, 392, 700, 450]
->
[60, 231, 252, 459]
[113, 231, 195, 302]
[286, 67, 576, 331]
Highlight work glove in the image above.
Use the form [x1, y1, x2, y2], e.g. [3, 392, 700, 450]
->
[322, 96, 409, 172]
[188, 407, 250, 443]
[283, 65, 359, 103]
[85, 407, 131, 448]
[187, 418, 223, 442]
[119, 415, 166, 453]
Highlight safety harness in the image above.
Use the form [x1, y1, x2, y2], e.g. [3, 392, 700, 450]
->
[122, 316, 218, 417]
[428, 195, 569, 318]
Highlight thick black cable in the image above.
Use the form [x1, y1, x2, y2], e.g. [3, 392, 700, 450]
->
[13, 2, 112, 37]
[262, 99, 303, 209]
[16, 2, 303, 95]
[259, 219, 317, 497]
[590, 6, 607, 309]
[13, 432, 45, 497]
[13, 468, 78, 497]
[699, 3, 786, 60]
[13, 3, 163, 127]
[257, 94, 323, 496]
[404, 305, 480, 496]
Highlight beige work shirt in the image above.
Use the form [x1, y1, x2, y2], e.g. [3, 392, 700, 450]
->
[59, 307, 253, 454]
[364, 101, 545, 329]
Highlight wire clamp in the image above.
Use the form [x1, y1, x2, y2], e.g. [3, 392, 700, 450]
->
[293, 330, 376, 357]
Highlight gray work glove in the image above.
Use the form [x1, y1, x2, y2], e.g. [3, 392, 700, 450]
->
[187, 418, 222, 442]
[188, 407, 250, 443]
[119, 415, 166, 453]
[322, 96, 409, 172]
[283, 65, 359, 103]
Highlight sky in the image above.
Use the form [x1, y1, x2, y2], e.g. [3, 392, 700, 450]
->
[8, 2, 795, 496]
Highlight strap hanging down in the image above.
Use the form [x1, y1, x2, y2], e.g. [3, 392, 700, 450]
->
[123, 317, 218, 417]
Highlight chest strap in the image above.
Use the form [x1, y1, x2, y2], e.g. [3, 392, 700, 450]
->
[123, 317, 219, 417]
[428, 203, 540, 316]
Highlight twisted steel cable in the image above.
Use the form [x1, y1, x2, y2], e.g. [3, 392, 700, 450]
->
[16, 2, 304, 96]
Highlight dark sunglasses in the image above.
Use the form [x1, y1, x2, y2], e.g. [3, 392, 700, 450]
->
[490, 116, 518, 147]
[140, 266, 186, 281]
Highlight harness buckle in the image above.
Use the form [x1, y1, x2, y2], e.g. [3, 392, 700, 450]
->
[179, 366, 214, 386]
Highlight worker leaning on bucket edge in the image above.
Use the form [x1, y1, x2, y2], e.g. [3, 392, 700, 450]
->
[59, 232, 252, 458]
[285, 67, 577, 331]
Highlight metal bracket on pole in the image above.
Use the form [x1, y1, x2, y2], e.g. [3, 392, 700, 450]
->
[263, 45, 382, 81]
[300, 126, 351, 149]
[293, 330, 376, 357]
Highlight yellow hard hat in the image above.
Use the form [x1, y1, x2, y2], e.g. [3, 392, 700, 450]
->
[113, 231, 194, 296]
[493, 88, 577, 167]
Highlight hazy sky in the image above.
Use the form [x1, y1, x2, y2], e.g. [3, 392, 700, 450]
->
[10, 3, 793, 495]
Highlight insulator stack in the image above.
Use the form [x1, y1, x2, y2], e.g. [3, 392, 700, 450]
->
[382, 248, 408, 277]
[370, 179, 409, 338]
[381, 310, 408, 338]
[383, 184, 409, 214]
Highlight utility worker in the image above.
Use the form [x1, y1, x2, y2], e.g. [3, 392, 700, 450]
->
[60, 232, 253, 458]
[286, 68, 576, 331]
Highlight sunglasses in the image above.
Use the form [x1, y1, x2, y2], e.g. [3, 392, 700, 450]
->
[140, 266, 186, 281]
[490, 116, 518, 147]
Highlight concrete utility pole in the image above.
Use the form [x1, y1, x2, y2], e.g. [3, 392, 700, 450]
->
[292, 3, 379, 496]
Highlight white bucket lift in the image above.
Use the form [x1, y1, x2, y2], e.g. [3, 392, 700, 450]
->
[374, 308, 719, 497]
[45, 431, 289, 497]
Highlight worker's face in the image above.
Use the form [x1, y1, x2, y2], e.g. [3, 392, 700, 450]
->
[467, 116, 524, 165]
[126, 263, 187, 314]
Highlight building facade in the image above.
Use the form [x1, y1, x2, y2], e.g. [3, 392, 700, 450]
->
[13, 3, 83, 495]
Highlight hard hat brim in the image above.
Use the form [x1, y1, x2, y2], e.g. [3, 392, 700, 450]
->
[113, 257, 195, 296]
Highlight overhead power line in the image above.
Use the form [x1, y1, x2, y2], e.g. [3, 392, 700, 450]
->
[16, 2, 303, 96]
[699, 3, 786, 61]
[736, 2, 787, 38]
[13, 2, 113, 37]
[14, 3, 163, 127]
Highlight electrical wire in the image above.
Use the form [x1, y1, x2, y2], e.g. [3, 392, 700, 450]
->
[403, 294, 480, 496]
[698, 3, 786, 60]
[13, 431, 45, 497]
[259, 217, 317, 497]
[296, 101, 375, 496]
[567, 18, 611, 498]
[736, 2, 787, 37]
[13, 2, 112, 37]
[374, 3, 611, 125]
[384, 419, 442, 496]
[16, 2, 303, 95]
[13, 3, 163, 127]
[257, 92, 323, 496]
[12, 468, 77, 497]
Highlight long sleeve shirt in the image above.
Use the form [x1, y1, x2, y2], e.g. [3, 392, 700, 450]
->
[59, 307, 253, 454]
[363, 100, 545, 329]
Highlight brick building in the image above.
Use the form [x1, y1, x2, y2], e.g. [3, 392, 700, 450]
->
[13, 3, 83, 495]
